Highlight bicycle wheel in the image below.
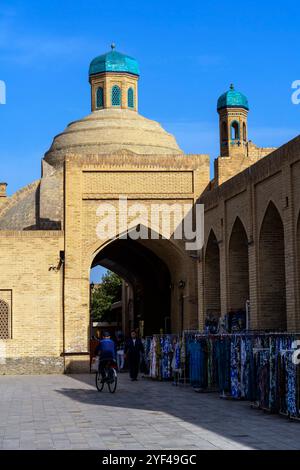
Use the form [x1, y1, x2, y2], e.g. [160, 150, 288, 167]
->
[95, 371, 105, 392]
[107, 368, 118, 393]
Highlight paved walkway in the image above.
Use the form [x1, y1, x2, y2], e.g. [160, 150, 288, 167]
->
[0, 373, 299, 450]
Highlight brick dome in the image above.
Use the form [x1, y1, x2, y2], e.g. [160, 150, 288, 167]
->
[44, 108, 183, 169]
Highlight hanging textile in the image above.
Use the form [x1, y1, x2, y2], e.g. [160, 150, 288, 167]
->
[145, 331, 300, 421]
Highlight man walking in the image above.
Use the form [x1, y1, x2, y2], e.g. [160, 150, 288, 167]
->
[125, 330, 144, 381]
[116, 333, 125, 372]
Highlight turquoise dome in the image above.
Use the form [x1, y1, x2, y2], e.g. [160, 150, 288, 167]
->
[89, 47, 140, 76]
[217, 84, 249, 110]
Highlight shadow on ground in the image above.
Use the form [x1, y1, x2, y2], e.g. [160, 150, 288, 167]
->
[53, 373, 300, 450]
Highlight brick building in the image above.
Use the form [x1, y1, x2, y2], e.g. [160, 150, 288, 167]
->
[0, 47, 299, 374]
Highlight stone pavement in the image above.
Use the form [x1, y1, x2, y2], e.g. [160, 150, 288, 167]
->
[0, 373, 300, 450]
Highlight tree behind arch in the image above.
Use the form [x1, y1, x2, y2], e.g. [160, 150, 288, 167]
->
[91, 271, 122, 322]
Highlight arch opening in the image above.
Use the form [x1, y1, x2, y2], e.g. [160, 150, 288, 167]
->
[96, 87, 104, 109]
[127, 87, 134, 108]
[259, 202, 287, 330]
[204, 230, 221, 323]
[228, 218, 249, 312]
[90, 237, 172, 338]
[111, 85, 121, 106]
[231, 121, 240, 140]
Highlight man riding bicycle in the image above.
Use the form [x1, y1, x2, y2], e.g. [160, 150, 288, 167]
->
[95, 331, 116, 381]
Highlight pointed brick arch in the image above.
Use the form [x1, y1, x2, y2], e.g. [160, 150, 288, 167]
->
[259, 201, 287, 330]
[228, 217, 249, 311]
[204, 229, 221, 318]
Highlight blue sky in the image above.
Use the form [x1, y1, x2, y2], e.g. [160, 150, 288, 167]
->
[1, 0, 299, 194]
[0, 1, 299, 281]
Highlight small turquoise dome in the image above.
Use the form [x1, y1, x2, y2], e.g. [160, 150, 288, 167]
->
[89, 45, 140, 76]
[217, 84, 249, 110]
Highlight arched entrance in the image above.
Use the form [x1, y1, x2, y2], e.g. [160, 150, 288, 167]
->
[87, 223, 197, 343]
[204, 230, 221, 320]
[91, 237, 171, 336]
[259, 201, 287, 330]
[228, 217, 249, 311]
[62, 151, 205, 373]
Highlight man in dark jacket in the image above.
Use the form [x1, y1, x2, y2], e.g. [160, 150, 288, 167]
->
[124, 330, 144, 381]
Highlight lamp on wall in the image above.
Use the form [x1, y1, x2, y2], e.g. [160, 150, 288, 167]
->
[49, 251, 65, 272]
[48, 265, 58, 272]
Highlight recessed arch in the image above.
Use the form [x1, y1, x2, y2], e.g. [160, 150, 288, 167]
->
[259, 201, 287, 330]
[127, 87, 134, 108]
[230, 120, 240, 140]
[87, 223, 187, 273]
[91, 238, 171, 336]
[228, 217, 249, 311]
[88, 225, 195, 336]
[111, 85, 121, 106]
[204, 229, 221, 319]
[96, 87, 104, 108]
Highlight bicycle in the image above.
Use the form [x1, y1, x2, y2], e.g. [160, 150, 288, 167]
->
[95, 359, 118, 393]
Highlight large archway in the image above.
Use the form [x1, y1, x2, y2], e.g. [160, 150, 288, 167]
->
[228, 217, 249, 311]
[60, 146, 205, 372]
[204, 230, 221, 320]
[259, 202, 287, 330]
[91, 238, 171, 336]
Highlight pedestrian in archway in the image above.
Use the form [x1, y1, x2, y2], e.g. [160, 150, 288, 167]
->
[116, 333, 125, 372]
[125, 330, 144, 381]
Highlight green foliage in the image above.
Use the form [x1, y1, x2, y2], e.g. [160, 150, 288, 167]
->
[91, 271, 122, 322]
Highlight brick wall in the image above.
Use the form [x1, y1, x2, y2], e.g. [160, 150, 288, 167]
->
[0, 231, 64, 374]
[200, 135, 300, 331]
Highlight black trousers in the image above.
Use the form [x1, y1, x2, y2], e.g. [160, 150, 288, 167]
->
[128, 357, 139, 379]
[99, 357, 114, 380]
